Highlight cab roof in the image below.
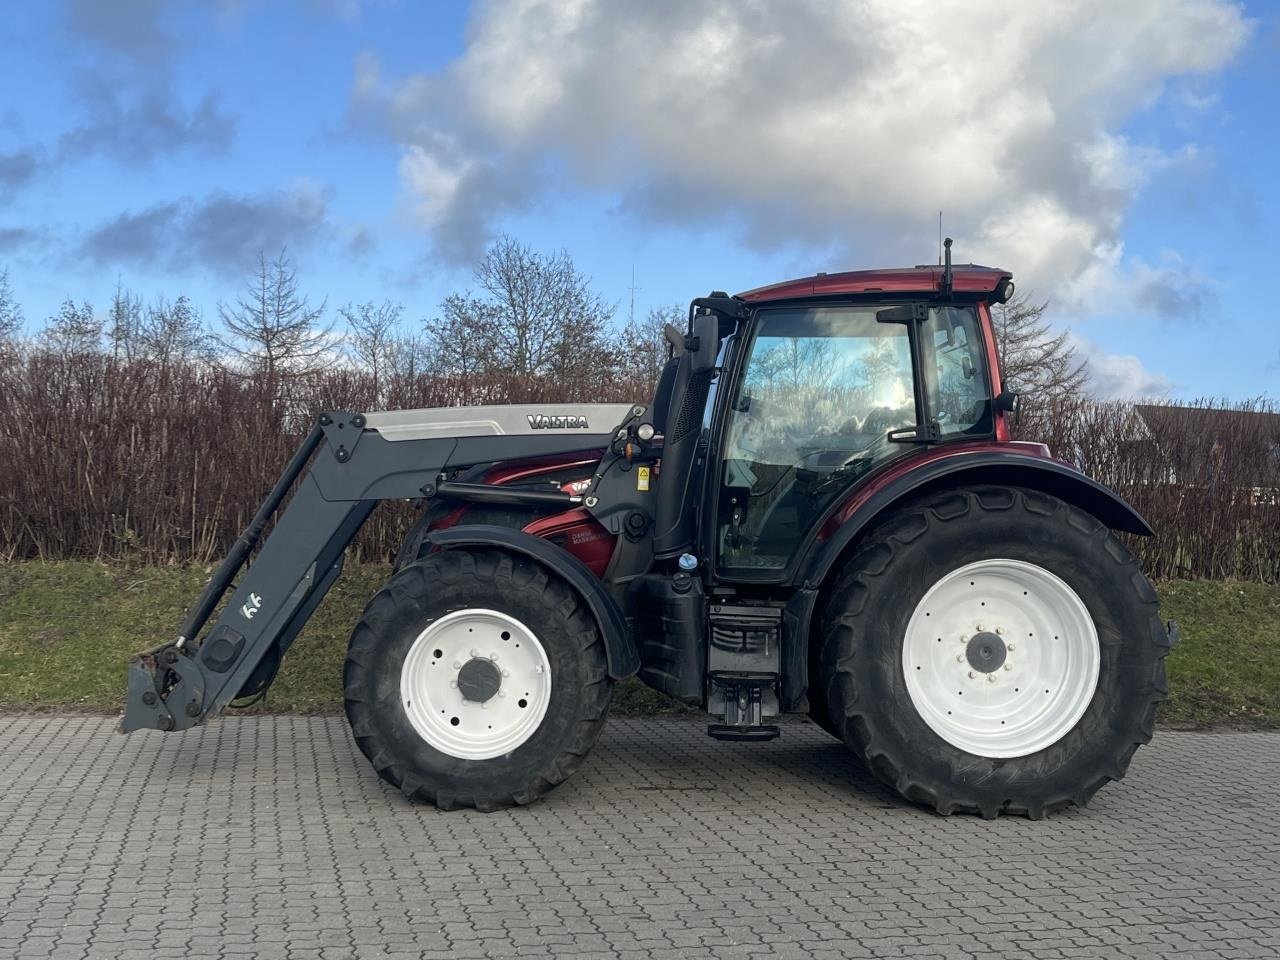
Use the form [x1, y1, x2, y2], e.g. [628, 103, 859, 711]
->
[737, 264, 1012, 304]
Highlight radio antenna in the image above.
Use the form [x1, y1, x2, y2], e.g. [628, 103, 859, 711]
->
[940, 237, 954, 297]
[937, 212, 943, 266]
[628, 265, 639, 326]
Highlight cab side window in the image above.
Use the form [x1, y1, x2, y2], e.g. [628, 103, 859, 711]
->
[924, 306, 991, 438]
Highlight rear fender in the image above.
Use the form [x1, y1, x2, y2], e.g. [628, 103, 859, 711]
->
[426, 524, 640, 679]
[784, 453, 1153, 714]
[801, 452, 1153, 591]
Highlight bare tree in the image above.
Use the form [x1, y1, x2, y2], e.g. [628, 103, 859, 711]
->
[142, 295, 209, 365]
[459, 236, 614, 381]
[217, 250, 330, 392]
[426, 295, 501, 404]
[616, 304, 679, 393]
[42, 298, 101, 355]
[107, 281, 143, 361]
[991, 295, 1088, 402]
[341, 299, 404, 403]
[0, 268, 25, 345]
[382, 330, 431, 407]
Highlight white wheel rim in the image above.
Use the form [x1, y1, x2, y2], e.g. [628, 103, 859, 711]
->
[902, 559, 1099, 759]
[400, 609, 552, 760]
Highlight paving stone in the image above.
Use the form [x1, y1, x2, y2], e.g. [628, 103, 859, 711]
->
[1, 716, 1278, 959]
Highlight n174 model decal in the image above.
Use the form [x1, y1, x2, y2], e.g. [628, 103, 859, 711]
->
[240, 592, 263, 620]
[527, 414, 590, 429]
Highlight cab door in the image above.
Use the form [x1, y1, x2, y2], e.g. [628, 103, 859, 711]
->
[713, 303, 917, 578]
[711, 302, 993, 581]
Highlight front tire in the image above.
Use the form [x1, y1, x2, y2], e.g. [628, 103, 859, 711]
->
[818, 486, 1170, 819]
[344, 548, 612, 811]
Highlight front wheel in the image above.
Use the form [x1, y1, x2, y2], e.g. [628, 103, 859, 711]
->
[343, 548, 612, 810]
[818, 486, 1171, 819]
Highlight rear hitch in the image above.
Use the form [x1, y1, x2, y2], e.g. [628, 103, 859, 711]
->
[706, 679, 780, 742]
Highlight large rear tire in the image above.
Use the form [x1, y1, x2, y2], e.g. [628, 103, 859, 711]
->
[344, 548, 612, 811]
[818, 486, 1170, 819]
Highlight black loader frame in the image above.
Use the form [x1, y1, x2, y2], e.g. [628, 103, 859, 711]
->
[121, 403, 650, 733]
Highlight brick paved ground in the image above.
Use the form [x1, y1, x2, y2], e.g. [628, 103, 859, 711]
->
[1, 716, 1278, 959]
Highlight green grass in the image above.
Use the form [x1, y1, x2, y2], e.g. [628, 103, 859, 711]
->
[1, 562, 1276, 726]
[1156, 580, 1280, 727]
[0, 562, 685, 716]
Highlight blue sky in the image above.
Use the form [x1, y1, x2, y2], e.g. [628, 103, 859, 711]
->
[0, 0, 1275, 399]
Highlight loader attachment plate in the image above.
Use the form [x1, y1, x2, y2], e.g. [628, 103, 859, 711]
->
[121, 644, 206, 733]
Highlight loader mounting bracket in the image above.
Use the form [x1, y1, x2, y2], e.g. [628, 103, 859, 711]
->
[320, 412, 367, 463]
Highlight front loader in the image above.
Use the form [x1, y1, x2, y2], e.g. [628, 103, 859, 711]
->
[123, 243, 1176, 817]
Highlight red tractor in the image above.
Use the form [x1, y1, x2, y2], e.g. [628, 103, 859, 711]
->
[123, 241, 1174, 818]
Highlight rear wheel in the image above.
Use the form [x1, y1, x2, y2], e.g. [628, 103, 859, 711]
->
[818, 486, 1170, 818]
[344, 548, 612, 810]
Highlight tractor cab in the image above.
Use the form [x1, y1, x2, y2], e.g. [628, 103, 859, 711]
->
[647, 244, 1017, 586]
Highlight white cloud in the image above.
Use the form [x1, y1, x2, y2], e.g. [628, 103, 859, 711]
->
[353, 0, 1251, 289]
[1070, 334, 1173, 400]
[398, 144, 470, 227]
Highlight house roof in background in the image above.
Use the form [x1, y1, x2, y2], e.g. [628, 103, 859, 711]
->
[1133, 404, 1280, 440]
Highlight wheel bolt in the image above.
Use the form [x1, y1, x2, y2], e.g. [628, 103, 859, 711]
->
[449, 680, 457, 689]
[534, 665, 544, 674]
[956, 654, 964, 663]
[502, 670, 510, 678]
[987, 675, 996, 683]
[498, 690, 506, 698]
[489, 653, 498, 661]
[976, 624, 984, 631]
[1007, 643, 1016, 652]
[968, 671, 977, 679]
[1004, 663, 1012, 671]
[452, 661, 461, 670]
[996, 627, 1004, 635]
[470, 649, 479, 658]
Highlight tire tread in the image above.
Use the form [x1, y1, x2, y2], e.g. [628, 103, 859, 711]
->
[818, 485, 1168, 818]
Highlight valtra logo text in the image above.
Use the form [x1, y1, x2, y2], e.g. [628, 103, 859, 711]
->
[527, 414, 591, 429]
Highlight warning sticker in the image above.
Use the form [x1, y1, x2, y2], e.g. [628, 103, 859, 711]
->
[636, 466, 651, 492]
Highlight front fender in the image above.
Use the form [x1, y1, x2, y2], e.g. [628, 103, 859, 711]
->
[427, 524, 640, 679]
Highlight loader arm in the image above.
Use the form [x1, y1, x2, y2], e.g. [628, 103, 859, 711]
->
[121, 403, 639, 734]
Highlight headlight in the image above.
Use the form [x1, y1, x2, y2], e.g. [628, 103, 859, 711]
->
[636, 423, 655, 441]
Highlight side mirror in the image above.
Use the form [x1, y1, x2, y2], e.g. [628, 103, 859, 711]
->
[689, 311, 721, 373]
[995, 391, 1023, 425]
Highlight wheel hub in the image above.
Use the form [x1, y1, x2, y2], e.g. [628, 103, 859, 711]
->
[457, 657, 502, 703]
[965, 631, 1007, 673]
[901, 558, 1100, 759]
[399, 608, 552, 760]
